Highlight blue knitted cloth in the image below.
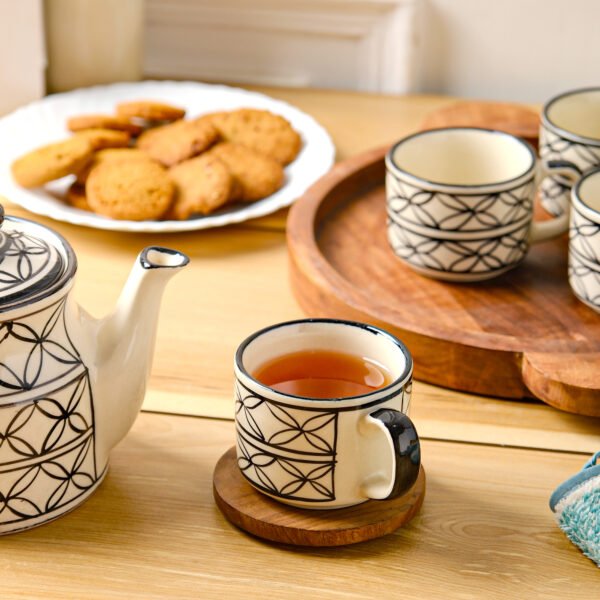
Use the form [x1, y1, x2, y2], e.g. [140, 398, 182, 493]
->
[549, 451, 600, 567]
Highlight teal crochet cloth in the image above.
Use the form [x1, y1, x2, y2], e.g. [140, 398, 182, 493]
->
[549, 451, 600, 567]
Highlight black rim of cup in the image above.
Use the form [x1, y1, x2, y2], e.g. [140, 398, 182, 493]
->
[542, 87, 600, 147]
[385, 126, 537, 191]
[235, 318, 413, 402]
[573, 166, 600, 216]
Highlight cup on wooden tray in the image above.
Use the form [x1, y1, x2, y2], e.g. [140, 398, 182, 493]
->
[385, 127, 577, 282]
[540, 87, 600, 217]
[569, 168, 600, 312]
[233, 318, 420, 509]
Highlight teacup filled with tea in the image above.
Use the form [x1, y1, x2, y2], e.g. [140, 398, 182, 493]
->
[234, 318, 420, 509]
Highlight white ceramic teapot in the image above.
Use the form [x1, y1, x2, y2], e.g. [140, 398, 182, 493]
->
[0, 206, 189, 534]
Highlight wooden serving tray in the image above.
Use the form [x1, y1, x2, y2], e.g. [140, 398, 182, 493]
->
[287, 146, 600, 417]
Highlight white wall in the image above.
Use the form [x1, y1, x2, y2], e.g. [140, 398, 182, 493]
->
[145, 0, 599, 102]
[0, 0, 45, 114]
[416, 0, 600, 102]
[145, 0, 418, 94]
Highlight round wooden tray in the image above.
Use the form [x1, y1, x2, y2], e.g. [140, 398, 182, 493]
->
[286, 146, 600, 416]
[419, 100, 540, 150]
[213, 447, 426, 547]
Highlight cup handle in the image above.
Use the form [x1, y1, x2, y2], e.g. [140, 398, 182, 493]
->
[360, 409, 420, 500]
[542, 158, 583, 186]
[530, 160, 580, 244]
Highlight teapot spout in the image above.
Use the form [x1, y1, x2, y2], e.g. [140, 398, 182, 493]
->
[94, 247, 189, 456]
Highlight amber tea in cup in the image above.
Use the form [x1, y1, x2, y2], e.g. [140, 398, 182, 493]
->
[234, 319, 420, 508]
[253, 349, 392, 398]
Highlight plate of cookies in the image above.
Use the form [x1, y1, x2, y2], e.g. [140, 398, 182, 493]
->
[0, 80, 335, 232]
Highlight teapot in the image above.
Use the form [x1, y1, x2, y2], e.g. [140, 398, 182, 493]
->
[0, 206, 189, 534]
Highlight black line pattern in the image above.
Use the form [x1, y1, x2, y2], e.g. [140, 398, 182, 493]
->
[539, 175, 571, 217]
[0, 297, 99, 529]
[386, 171, 534, 233]
[388, 220, 530, 275]
[0, 435, 98, 525]
[236, 383, 337, 455]
[235, 381, 338, 502]
[237, 432, 336, 502]
[0, 298, 81, 398]
[540, 128, 600, 174]
[0, 372, 92, 465]
[569, 204, 600, 309]
[0, 230, 53, 296]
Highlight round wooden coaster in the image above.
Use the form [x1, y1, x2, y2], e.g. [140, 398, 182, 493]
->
[213, 447, 426, 547]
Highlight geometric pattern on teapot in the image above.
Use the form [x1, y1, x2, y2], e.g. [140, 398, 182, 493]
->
[0, 228, 54, 299]
[0, 297, 99, 531]
[0, 297, 81, 397]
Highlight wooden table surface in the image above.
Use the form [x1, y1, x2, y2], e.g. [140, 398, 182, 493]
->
[1, 86, 599, 597]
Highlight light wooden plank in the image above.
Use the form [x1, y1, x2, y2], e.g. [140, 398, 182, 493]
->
[1, 413, 596, 599]
[141, 382, 600, 455]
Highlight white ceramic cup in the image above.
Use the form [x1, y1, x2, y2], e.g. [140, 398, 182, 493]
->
[540, 87, 600, 216]
[569, 168, 600, 312]
[386, 127, 572, 282]
[234, 319, 420, 509]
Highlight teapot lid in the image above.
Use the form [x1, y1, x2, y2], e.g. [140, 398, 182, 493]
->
[0, 206, 76, 313]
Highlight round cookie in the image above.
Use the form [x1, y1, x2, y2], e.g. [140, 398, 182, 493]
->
[65, 182, 92, 212]
[11, 137, 93, 188]
[76, 148, 155, 184]
[207, 143, 284, 202]
[167, 155, 233, 219]
[116, 100, 186, 122]
[208, 109, 301, 165]
[136, 117, 219, 167]
[67, 114, 144, 136]
[86, 160, 174, 221]
[75, 128, 131, 150]
[94, 147, 153, 164]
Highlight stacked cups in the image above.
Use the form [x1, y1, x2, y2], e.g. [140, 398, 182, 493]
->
[385, 88, 600, 313]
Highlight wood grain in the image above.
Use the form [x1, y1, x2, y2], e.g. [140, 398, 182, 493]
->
[420, 100, 540, 149]
[213, 447, 425, 546]
[1, 414, 597, 599]
[287, 146, 600, 415]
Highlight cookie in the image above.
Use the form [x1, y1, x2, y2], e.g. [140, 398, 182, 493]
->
[11, 137, 93, 188]
[86, 160, 174, 220]
[207, 143, 284, 202]
[65, 182, 92, 211]
[116, 100, 186, 122]
[94, 147, 153, 164]
[136, 117, 219, 167]
[74, 128, 131, 150]
[76, 148, 154, 184]
[167, 155, 233, 219]
[67, 114, 144, 136]
[208, 109, 301, 165]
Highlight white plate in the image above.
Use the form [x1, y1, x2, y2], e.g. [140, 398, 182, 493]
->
[0, 81, 335, 232]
